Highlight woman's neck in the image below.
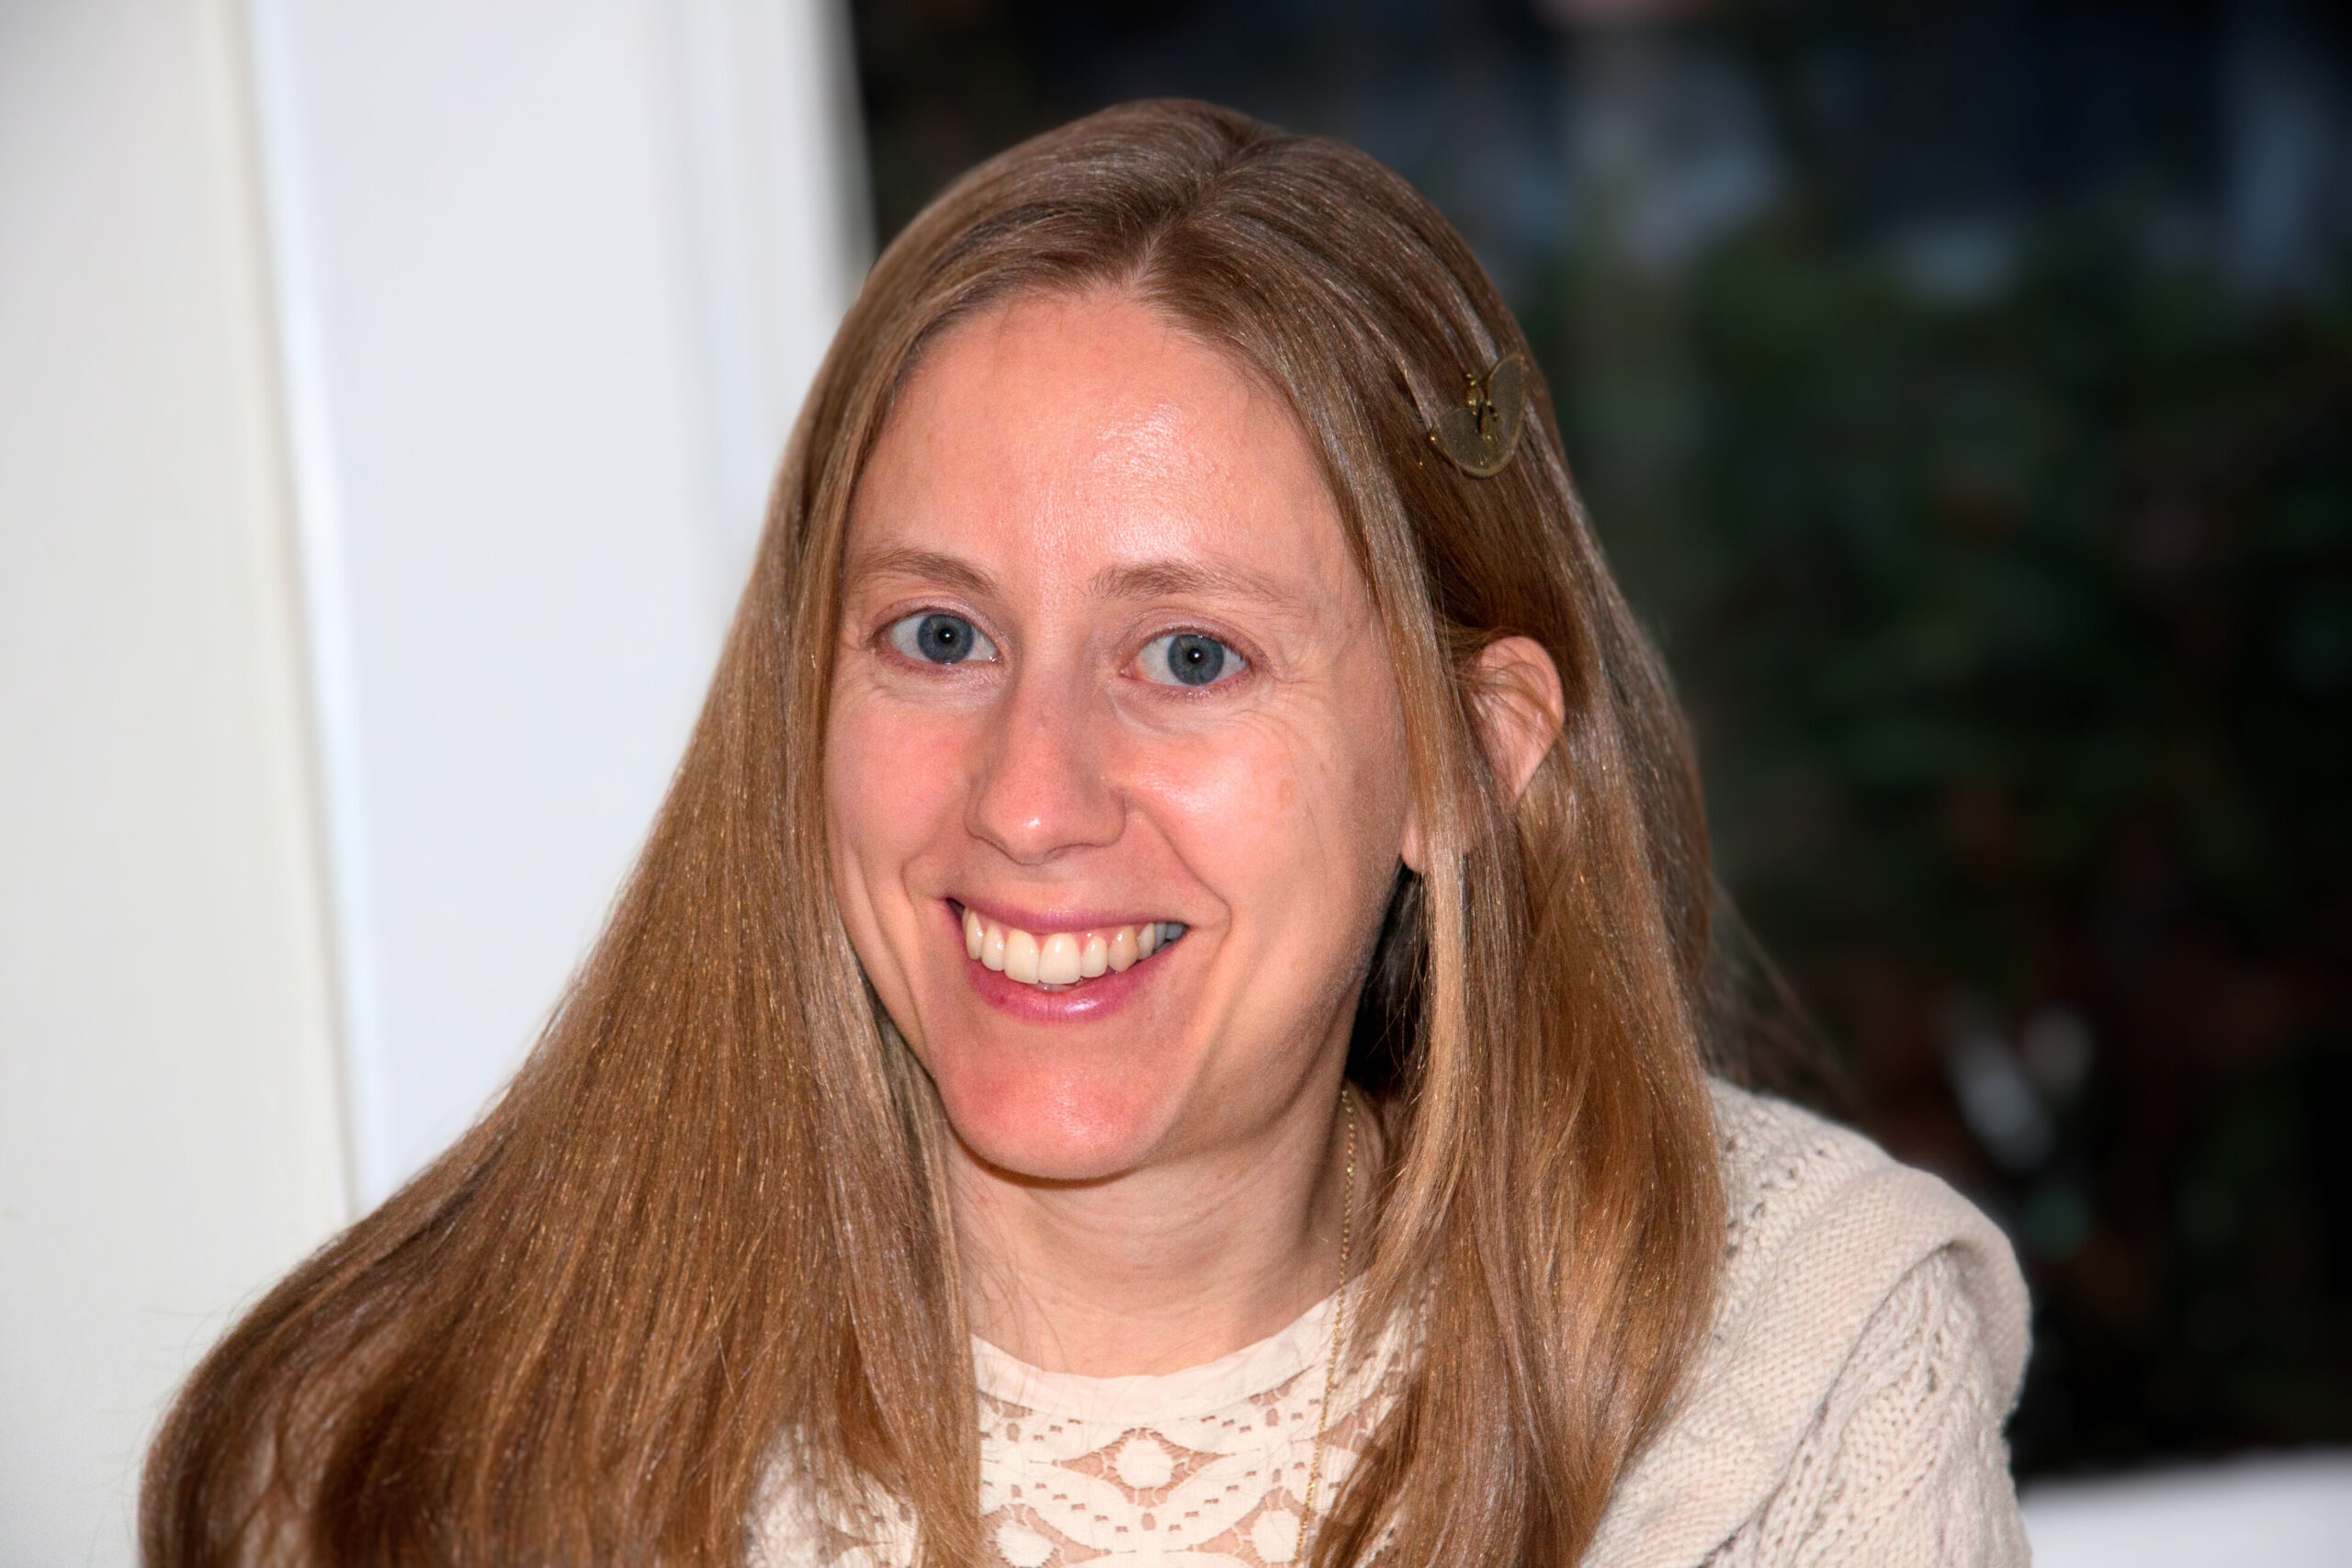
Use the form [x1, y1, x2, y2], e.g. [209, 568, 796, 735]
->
[949, 1077, 1371, 1377]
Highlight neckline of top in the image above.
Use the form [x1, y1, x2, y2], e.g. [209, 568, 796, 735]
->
[970, 1289, 1341, 1425]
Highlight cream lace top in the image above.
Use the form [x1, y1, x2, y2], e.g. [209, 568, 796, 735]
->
[958, 1293, 1408, 1568]
[753, 1083, 2032, 1568]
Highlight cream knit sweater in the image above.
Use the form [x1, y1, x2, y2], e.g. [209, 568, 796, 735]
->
[753, 1082, 2032, 1567]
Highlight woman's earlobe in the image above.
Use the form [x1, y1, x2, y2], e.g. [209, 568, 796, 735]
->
[1475, 637, 1566, 807]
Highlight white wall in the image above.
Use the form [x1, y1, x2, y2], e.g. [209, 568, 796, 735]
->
[248, 0, 868, 1201]
[0, 2, 347, 1561]
[2023, 1452, 2352, 1568]
[0, 0, 864, 1560]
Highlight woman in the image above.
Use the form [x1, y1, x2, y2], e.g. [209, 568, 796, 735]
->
[145, 101, 2029, 1567]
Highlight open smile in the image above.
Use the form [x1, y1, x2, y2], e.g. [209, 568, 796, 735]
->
[951, 901, 1188, 991]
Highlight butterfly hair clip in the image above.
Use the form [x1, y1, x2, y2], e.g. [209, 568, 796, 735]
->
[1427, 352, 1530, 479]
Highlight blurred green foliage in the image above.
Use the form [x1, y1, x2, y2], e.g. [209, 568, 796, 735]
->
[1543, 214, 2352, 1468]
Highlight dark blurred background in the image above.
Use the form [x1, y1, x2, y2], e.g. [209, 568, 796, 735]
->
[842, 0, 2352, 1481]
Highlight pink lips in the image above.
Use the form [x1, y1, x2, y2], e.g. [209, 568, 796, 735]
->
[945, 899, 1180, 1022]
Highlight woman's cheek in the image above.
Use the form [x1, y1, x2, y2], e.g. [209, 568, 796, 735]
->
[829, 691, 966, 855]
[1138, 717, 1317, 902]
[823, 700, 888, 878]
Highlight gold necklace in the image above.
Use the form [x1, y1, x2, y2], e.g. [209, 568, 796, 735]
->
[1295, 1083, 1359, 1568]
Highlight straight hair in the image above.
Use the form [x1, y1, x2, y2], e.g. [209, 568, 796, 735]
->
[144, 100, 1724, 1567]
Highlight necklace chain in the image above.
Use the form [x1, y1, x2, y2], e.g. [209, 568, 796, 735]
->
[1295, 1083, 1358, 1568]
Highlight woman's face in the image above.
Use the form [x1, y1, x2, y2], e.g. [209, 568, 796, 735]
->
[826, 289, 1417, 1182]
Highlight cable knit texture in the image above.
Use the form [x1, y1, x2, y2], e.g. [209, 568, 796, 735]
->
[751, 1082, 2031, 1567]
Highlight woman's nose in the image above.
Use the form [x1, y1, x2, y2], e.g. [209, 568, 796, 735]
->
[967, 670, 1124, 863]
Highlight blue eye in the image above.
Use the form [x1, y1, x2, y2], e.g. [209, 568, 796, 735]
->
[888, 612, 997, 665]
[1139, 632, 1241, 688]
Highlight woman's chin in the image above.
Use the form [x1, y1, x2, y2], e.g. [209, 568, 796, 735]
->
[933, 1066, 1181, 1184]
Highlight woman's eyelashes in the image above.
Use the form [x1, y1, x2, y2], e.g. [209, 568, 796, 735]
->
[1136, 631, 1245, 689]
[879, 610, 1247, 691]
[886, 611, 998, 666]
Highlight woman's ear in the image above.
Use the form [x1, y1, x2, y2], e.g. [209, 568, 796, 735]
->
[1400, 637, 1564, 875]
[1472, 636, 1565, 807]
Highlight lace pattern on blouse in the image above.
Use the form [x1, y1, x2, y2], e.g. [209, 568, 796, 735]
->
[753, 1295, 1409, 1568]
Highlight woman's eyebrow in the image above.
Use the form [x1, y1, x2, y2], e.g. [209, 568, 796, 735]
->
[842, 545, 997, 600]
[1090, 558, 1301, 609]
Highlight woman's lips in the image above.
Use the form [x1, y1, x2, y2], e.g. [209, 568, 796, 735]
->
[956, 903, 1187, 988]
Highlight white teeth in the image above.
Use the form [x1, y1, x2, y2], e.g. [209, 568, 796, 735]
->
[958, 909, 1181, 990]
[1003, 928, 1040, 984]
[1038, 932, 1082, 985]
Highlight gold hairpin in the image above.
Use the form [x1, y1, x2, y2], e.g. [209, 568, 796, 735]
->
[1427, 351, 1529, 479]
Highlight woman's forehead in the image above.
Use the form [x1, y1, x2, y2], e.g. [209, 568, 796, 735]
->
[846, 289, 1371, 623]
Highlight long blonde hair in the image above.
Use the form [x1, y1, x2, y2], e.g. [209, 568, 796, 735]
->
[145, 99, 1723, 1568]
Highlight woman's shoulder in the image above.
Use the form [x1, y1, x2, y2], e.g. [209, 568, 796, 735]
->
[1582, 1081, 2033, 1568]
[1704, 1079, 2028, 1381]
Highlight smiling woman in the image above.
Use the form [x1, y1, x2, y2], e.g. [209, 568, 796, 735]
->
[828, 294, 1424, 1217]
[141, 102, 2030, 1568]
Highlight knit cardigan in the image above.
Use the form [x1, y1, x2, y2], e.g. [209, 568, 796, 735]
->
[1588, 1081, 2031, 1566]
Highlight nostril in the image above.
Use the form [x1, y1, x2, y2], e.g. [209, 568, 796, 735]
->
[967, 708, 1125, 860]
